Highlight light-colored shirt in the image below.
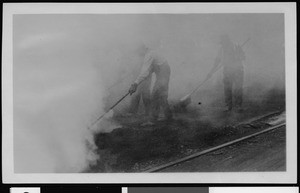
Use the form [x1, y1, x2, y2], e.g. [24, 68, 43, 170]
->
[134, 50, 168, 85]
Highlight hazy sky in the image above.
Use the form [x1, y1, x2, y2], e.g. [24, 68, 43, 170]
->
[14, 14, 285, 99]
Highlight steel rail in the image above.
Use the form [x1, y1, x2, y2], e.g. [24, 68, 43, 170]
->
[145, 122, 285, 172]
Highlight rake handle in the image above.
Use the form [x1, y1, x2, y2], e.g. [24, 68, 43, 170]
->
[90, 91, 130, 127]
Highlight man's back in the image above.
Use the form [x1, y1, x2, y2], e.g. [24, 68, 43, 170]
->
[134, 49, 169, 85]
[221, 44, 245, 74]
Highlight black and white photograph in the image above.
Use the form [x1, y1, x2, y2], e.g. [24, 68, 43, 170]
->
[2, 3, 296, 183]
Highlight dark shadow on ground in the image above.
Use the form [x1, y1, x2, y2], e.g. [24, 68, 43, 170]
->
[86, 87, 285, 172]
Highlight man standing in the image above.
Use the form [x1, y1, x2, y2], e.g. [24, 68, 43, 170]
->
[206, 34, 246, 112]
[129, 42, 172, 124]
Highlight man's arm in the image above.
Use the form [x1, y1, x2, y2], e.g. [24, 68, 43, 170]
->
[134, 53, 153, 85]
[129, 53, 153, 95]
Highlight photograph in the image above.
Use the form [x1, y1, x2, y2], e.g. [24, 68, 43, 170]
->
[2, 3, 296, 183]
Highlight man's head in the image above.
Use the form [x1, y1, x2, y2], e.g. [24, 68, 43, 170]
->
[137, 41, 148, 55]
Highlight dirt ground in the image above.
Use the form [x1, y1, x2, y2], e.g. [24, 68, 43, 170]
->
[160, 125, 286, 172]
[86, 89, 285, 173]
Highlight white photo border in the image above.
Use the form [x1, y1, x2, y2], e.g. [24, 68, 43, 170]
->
[2, 3, 297, 183]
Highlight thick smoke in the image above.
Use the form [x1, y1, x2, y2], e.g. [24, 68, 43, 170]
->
[13, 31, 104, 172]
[13, 14, 285, 172]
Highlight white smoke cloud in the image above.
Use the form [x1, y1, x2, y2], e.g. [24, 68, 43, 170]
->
[14, 62, 104, 172]
[13, 26, 107, 172]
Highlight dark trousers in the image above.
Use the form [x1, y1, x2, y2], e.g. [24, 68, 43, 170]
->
[129, 77, 151, 115]
[151, 64, 172, 121]
[223, 69, 244, 109]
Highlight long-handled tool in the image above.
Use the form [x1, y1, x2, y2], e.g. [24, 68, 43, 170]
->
[88, 78, 145, 129]
[178, 37, 250, 108]
[89, 91, 130, 129]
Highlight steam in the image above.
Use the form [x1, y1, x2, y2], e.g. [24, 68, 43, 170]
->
[14, 48, 104, 172]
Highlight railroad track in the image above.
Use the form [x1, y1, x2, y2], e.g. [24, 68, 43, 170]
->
[144, 111, 285, 173]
